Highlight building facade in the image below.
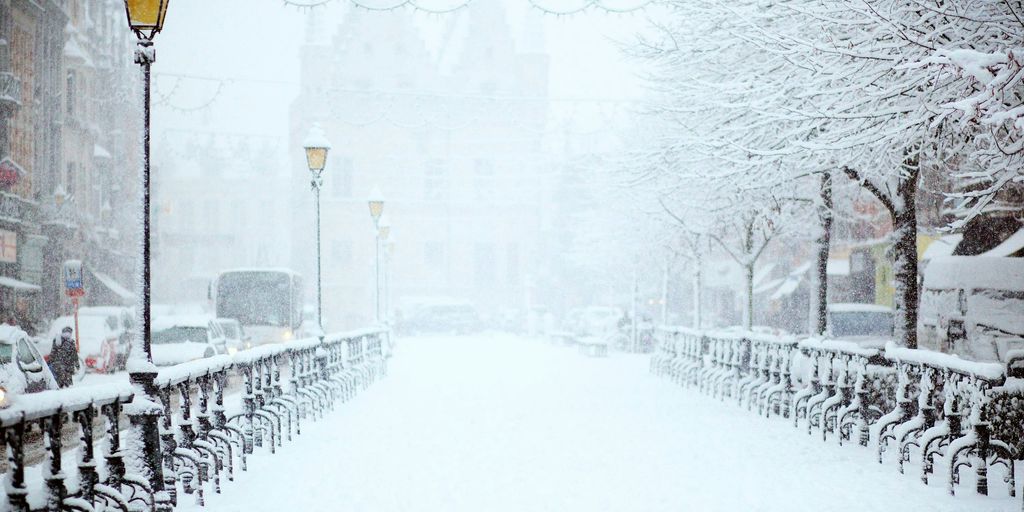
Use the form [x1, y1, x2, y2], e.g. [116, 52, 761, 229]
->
[289, 4, 550, 329]
[0, 0, 140, 333]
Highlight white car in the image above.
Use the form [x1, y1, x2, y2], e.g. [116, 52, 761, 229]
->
[78, 306, 135, 370]
[1, 325, 58, 408]
[150, 316, 223, 367]
[213, 318, 252, 355]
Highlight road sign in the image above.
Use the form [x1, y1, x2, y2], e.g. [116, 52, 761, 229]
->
[63, 260, 85, 297]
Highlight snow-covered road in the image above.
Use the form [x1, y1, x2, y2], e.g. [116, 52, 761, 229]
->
[184, 334, 1017, 512]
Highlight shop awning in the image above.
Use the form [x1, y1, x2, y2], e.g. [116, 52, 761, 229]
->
[0, 276, 41, 292]
[90, 270, 134, 301]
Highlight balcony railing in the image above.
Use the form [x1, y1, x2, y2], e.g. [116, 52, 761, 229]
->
[0, 71, 22, 109]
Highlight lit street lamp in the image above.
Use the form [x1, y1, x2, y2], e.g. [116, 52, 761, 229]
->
[121, 0, 170, 502]
[303, 124, 331, 335]
[377, 215, 390, 323]
[367, 187, 385, 323]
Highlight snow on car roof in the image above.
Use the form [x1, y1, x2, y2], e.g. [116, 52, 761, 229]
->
[827, 303, 893, 313]
[0, 325, 28, 345]
[153, 315, 213, 331]
[218, 267, 300, 277]
[78, 306, 129, 316]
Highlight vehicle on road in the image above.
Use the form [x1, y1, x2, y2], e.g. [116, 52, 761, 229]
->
[401, 299, 480, 335]
[213, 317, 252, 355]
[826, 303, 894, 344]
[213, 268, 304, 345]
[78, 306, 134, 370]
[565, 306, 624, 339]
[150, 316, 223, 366]
[0, 325, 58, 408]
[919, 255, 1024, 362]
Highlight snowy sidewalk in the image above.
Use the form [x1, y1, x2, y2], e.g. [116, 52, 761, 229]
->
[183, 334, 1017, 512]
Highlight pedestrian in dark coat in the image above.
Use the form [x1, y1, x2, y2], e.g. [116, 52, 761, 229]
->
[49, 327, 79, 388]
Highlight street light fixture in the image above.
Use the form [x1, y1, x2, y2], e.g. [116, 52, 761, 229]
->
[121, 0, 170, 502]
[367, 188, 385, 324]
[303, 124, 331, 335]
[368, 186, 384, 226]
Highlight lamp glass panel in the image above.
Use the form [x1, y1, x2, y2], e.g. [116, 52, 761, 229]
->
[305, 147, 328, 172]
[125, 0, 167, 30]
[368, 201, 384, 220]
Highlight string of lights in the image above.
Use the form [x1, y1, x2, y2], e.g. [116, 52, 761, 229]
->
[279, 0, 654, 14]
[150, 71, 635, 135]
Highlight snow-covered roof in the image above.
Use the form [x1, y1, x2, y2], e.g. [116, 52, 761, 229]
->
[0, 276, 41, 292]
[90, 270, 134, 301]
[924, 256, 1024, 292]
[153, 315, 213, 331]
[827, 303, 893, 314]
[983, 228, 1024, 257]
[78, 306, 130, 316]
[218, 267, 300, 278]
[922, 234, 963, 260]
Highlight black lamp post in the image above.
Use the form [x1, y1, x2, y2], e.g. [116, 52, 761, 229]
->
[367, 187, 384, 323]
[121, 0, 170, 504]
[303, 124, 331, 335]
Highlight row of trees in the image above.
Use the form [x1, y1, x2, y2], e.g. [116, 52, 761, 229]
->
[625, 0, 1023, 347]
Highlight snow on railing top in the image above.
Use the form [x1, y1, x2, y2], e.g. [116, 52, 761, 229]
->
[325, 326, 388, 342]
[884, 342, 1006, 382]
[0, 382, 134, 427]
[799, 337, 882, 358]
[657, 325, 703, 337]
[155, 354, 234, 387]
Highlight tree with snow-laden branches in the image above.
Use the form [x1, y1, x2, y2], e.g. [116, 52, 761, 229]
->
[625, 0, 1024, 347]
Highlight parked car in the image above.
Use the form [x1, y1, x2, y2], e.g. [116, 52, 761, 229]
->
[566, 306, 624, 338]
[1, 325, 59, 408]
[213, 317, 252, 355]
[44, 314, 121, 373]
[150, 316, 223, 366]
[78, 306, 134, 370]
[919, 255, 1024, 362]
[826, 303, 894, 343]
[402, 300, 480, 335]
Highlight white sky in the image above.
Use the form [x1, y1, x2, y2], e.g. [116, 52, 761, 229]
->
[152, 0, 651, 141]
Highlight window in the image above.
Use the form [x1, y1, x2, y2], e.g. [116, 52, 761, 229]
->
[332, 157, 353, 198]
[66, 162, 76, 197]
[474, 243, 495, 286]
[66, 71, 76, 116]
[506, 243, 519, 285]
[424, 241, 445, 269]
[474, 159, 494, 200]
[332, 239, 353, 265]
[425, 159, 446, 201]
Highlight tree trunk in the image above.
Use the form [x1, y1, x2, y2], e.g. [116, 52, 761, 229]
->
[743, 264, 754, 330]
[693, 253, 703, 329]
[892, 171, 919, 348]
[812, 171, 833, 336]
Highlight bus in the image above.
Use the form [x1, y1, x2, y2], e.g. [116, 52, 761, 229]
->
[213, 268, 304, 345]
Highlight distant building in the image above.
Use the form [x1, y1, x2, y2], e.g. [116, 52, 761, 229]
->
[289, 4, 550, 329]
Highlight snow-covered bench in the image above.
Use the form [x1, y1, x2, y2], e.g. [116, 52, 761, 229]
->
[577, 336, 609, 357]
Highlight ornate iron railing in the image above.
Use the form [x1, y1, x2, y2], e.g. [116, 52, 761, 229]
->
[652, 327, 1023, 503]
[0, 327, 390, 511]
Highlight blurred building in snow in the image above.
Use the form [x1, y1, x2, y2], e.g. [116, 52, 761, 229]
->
[289, 3, 550, 329]
[150, 137, 292, 306]
[0, 0, 140, 334]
